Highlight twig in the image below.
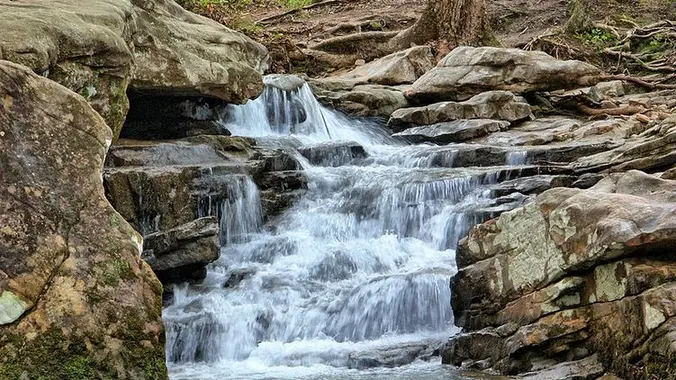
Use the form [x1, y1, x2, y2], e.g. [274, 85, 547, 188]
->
[257, 0, 342, 24]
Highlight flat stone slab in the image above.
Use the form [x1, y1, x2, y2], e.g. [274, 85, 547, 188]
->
[393, 119, 510, 144]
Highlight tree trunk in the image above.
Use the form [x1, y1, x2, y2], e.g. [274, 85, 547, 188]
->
[390, 0, 490, 50]
[565, 0, 595, 34]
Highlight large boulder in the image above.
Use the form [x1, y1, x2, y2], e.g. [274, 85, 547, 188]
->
[312, 83, 410, 118]
[130, 0, 268, 101]
[0, 0, 268, 140]
[407, 46, 600, 103]
[388, 91, 532, 132]
[0, 60, 166, 378]
[445, 170, 676, 378]
[329, 46, 435, 86]
[0, 0, 135, 141]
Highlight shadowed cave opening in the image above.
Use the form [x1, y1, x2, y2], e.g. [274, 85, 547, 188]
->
[121, 90, 231, 140]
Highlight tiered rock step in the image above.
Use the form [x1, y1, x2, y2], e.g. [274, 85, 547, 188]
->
[103, 136, 309, 285]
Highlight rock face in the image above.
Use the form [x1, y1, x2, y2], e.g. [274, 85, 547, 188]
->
[0, 0, 268, 140]
[445, 170, 676, 379]
[104, 137, 305, 236]
[142, 217, 220, 284]
[407, 46, 600, 103]
[0, 61, 166, 378]
[388, 91, 532, 132]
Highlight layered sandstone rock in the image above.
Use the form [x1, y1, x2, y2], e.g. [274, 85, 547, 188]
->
[407, 46, 601, 103]
[388, 91, 532, 132]
[445, 170, 676, 379]
[0, 60, 166, 379]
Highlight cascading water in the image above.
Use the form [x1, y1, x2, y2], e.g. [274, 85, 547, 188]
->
[163, 76, 501, 380]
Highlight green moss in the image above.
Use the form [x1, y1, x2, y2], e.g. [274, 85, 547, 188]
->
[108, 213, 123, 228]
[65, 356, 95, 380]
[1, 325, 167, 380]
[144, 357, 167, 379]
[99, 259, 135, 287]
[0, 329, 98, 380]
[285, 0, 311, 9]
[0, 362, 23, 379]
[368, 20, 384, 31]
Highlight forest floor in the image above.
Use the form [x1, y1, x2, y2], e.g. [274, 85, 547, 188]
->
[179, 0, 676, 78]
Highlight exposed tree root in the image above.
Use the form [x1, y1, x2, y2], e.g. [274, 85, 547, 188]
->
[301, 49, 364, 68]
[522, 28, 584, 60]
[616, 20, 676, 45]
[603, 49, 676, 73]
[309, 31, 400, 53]
[599, 74, 676, 90]
[575, 103, 647, 116]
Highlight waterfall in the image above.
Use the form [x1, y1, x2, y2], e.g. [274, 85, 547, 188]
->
[163, 76, 502, 380]
[506, 151, 528, 166]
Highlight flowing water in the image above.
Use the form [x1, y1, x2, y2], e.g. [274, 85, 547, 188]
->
[163, 79, 502, 380]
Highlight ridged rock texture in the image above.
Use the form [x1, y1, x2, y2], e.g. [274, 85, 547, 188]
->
[0, 0, 268, 141]
[0, 60, 166, 379]
[407, 46, 601, 103]
[445, 169, 676, 379]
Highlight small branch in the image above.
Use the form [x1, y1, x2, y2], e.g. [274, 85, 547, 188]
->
[257, 0, 342, 24]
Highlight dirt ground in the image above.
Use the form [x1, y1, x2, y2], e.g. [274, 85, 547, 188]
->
[181, 0, 676, 77]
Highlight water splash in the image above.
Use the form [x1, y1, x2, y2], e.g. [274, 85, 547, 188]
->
[506, 151, 528, 166]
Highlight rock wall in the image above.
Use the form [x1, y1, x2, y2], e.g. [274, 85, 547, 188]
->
[445, 170, 676, 379]
[0, 60, 166, 379]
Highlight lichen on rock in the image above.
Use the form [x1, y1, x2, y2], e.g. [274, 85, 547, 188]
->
[0, 60, 167, 379]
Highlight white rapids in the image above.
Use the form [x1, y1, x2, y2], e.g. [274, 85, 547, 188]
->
[163, 77, 500, 380]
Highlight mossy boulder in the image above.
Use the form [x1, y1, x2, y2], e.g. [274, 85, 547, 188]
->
[0, 60, 167, 379]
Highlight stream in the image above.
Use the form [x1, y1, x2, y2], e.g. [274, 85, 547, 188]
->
[162, 78, 510, 380]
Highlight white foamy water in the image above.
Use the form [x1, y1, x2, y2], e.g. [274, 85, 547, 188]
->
[163, 76, 499, 380]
